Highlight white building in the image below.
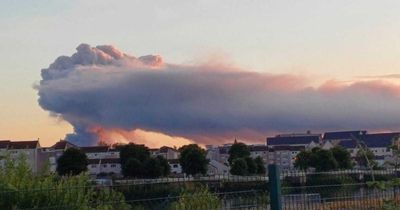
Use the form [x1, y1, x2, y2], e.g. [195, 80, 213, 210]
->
[150, 146, 180, 160]
[0, 140, 41, 173]
[268, 145, 305, 171]
[87, 158, 121, 176]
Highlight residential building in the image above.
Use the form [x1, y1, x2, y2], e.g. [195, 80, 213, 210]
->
[268, 145, 305, 171]
[150, 146, 180, 160]
[88, 158, 121, 175]
[0, 140, 41, 173]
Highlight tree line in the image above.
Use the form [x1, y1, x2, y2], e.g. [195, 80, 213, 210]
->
[56, 141, 267, 178]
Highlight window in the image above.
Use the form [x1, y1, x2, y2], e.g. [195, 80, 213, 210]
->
[173, 164, 178, 168]
[91, 165, 96, 168]
[111, 164, 116, 168]
[103, 164, 107, 168]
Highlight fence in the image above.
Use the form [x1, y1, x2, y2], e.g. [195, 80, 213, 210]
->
[0, 175, 270, 210]
[2, 167, 400, 209]
[280, 168, 400, 210]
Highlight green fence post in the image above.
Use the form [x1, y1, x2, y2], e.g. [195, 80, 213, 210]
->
[268, 164, 282, 210]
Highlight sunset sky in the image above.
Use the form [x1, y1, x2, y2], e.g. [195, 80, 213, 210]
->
[1, 0, 400, 147]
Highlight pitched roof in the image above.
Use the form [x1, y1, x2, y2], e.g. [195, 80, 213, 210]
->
[266, 135, 320, 146]
[361, 133, 400, 148]
[8, 140, 39, 149]
[338, 140, 357, 149]
[249, 145, 268, 152]
[0, 140, 11, 149]
[159, 146, 178, 153]
[323, 130, 367, 140]
[51, 140, 78, 150]
[81, 146, 110, 153]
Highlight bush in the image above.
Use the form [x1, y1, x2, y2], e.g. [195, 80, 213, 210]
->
[170, 187, 220, 210]
[0, 155, 130, 209]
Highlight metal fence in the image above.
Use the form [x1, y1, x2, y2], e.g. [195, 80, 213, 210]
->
[280, 169, 400, 210]
[3, 168, 400, 209]
[0, 175, 270, 210]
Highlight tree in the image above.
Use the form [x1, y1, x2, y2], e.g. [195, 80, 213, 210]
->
[254, 156, 266, 174]
[56, 148, 88, 176]
[144, 156, 171, 178]
[314, 149, 338, 172]
[245, 157, 257, 174]
[331, 146, 353, 169]
[119, 143, 150, 165]
[179, 144, 209, 176]
[122, 158, 143, 177]
[230, 158, 248, 175]
[228, 142, 250, 165]
[294, 150, 312, 170]
[356, 148, 377, 169]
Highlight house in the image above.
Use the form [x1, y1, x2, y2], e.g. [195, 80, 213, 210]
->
[150, 146, 180, 160]
[249, 145, 268, 169]
[268, 145, 305, 171]
[37, 140, 78, 173]
[0, 140, 41, 173]
[80, 146, 119, 159]
[208, 160, 230, 175]
[338, 132, 400, 167]
[87, 158, 121, 176]
[81, 146, 121, 176]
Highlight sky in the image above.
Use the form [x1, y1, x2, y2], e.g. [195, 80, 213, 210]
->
[1, 0, 400, 147]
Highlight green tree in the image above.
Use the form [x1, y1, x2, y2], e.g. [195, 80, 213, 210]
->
[245, 157, 257, 174]
[228, 142, 250, 165]
[254, 156, 266, 174]
[230, 158, 248, 175]
[356, 148, 377, 169]
[144, 156, 171, 178]
[122, 158, 143, 178]
[179, 144, 209, 176]
[119, 143, 150, 165]
[56, 148, 88, 176]
[294, 150, 312, 170]
[331, 146, 353, 169]
[314, 149, 338, 171]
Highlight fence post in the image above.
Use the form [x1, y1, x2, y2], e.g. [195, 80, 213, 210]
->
[268, 164, 282, 210]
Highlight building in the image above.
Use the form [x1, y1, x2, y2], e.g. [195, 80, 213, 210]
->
[81, 146, 121, 176]
[37, 140, 78, 173]
[0, 140, 41, 173]
[338, 132, 400, 167]
[268, 145, 305, 171]
[208, 160, 230, 175]
[87, 158, 121, 176]
[323, 130, 367, 143]
[150, 146, 180, 160]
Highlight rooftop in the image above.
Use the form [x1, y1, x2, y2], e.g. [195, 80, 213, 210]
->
[267, 135, 320, 146]
[323, 130, 367, 140]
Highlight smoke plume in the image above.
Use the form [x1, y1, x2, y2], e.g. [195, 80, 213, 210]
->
[37, 44, 400, 146]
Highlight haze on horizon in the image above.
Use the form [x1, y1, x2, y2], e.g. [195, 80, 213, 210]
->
[1, 0, 400, 147]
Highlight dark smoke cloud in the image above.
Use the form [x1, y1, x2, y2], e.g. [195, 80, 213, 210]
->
[37, 44, 400, 145]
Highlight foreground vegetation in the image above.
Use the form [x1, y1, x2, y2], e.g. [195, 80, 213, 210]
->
[0, 155, 129, 210]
